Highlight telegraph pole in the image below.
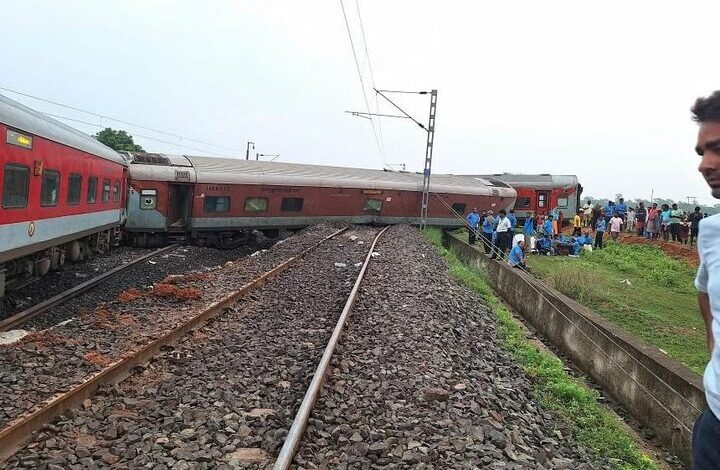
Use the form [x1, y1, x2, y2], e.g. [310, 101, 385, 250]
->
[419, 90, 437, 229]
[245, 141, 255, 160]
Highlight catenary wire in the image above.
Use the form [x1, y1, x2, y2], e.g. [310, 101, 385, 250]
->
[432, 192, 702, 433]
[354, 0, 386, 161]
[43, 112, 230, 157]
[339, 0, 386, 167]
[0, 85, 243, 153]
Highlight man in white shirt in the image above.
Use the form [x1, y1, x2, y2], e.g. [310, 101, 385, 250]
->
[490, 209, 512, 260]
[691, 91, 720, 469]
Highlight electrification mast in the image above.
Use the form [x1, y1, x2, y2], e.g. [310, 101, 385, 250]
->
[419, 89, 437, 229]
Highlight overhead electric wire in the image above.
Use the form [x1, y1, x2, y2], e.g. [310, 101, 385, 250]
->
[339, 0, 386, 167]
[43, 112, 229, 156]
[354, 0, 386, 160]
[0, 85, 243, 154]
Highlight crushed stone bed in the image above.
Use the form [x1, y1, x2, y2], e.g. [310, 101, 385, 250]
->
[0, 223, 342, 432]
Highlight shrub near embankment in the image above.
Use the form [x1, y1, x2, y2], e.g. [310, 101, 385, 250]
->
[531, 242, 706, 373]
[424, 229, 658, 470]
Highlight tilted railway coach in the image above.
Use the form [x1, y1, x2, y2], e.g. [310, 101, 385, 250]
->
[473, 173, 582, 223]
[0, 94, 127, 296]
[124, 154, 517, 247]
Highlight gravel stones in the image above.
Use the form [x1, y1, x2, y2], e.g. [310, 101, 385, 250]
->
[0, 224, 342, 431]
[4, 225, 376, 469]
[293, 225, 607, 469]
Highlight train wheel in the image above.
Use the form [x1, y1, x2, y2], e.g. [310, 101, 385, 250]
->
[67, 241, 81, 262]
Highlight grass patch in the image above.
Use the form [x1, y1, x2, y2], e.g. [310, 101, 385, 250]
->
[529, 242, 706, 374]
[424, 228, 659, 470]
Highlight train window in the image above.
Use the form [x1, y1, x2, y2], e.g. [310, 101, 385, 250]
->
[67, 174, 82, 205]
[244, 197, 268, 212]
[280, 197, 303, 212]
[140, 189, 157, 210]
[205, 196, 231, 213]
[2, 164, 30, 208]
[40, 170, 60, 206]
[102, 179, 111, 203]
[113, 182, 120, 202]
[363, 199, 383, 212]
[87, 177, 98, 203]
[451, 203, 466, 214]
[557, 197, 568, 208]
[514, 198, 531, 208]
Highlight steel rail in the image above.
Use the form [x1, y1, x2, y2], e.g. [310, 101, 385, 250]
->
[0, 244, 181, 333]
[273, 225, 390, 470]
[0, 227, 348, 463]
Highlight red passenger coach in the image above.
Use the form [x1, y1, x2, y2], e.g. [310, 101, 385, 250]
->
[125, 154, 517, 247]
[474, 174, 582, 224]
[0, 94, 127, 296]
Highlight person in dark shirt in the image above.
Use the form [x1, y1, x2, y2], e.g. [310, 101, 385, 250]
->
[635, 202, 647, 236]
[690, 206, 705, 246]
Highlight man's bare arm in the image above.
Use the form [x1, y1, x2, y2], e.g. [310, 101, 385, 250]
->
[699, 292, 715, 354]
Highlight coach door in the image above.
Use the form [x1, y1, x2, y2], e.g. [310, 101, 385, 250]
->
[537, 191, 550, 212]
[168, 184, 192, 229]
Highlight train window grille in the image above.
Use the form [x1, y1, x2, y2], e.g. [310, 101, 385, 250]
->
[40, 170, 60, 207]
[557, 197, 568, 208]
[102, 179, 111, 203]
[87, 177, 98, 204]
[515, 197, 531, 208]
[280, 197, 303, 212]
[244, 197, 268, 212]
[363, 199, 383, 212]
[451, 203, 466, 214]
[205, 196, 231, 213]
[113, 182, 121, 202]
[2, 164, 30, 208]
[140, 189, 157, 210]
[67, 173, 82, 205]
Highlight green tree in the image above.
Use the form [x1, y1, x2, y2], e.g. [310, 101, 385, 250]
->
[94, 128, 144, 152]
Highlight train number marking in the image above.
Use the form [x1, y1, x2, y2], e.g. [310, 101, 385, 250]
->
[28, 221, 36, 237]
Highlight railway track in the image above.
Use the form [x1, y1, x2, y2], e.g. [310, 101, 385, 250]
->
[2, 225, 606, 469]
[0, 245, 179, 333]
[0, 225, 349, 464]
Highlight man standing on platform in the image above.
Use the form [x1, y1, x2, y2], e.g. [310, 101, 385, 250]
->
[490, 209, 512, 260]
[690, 91, 720, 469]
[523, 211, 535, 250]
[466, 207, 480, 244]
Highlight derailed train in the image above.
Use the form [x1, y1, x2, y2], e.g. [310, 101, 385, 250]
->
[0, 93, 517, 295]
[124, 154, 516, 247]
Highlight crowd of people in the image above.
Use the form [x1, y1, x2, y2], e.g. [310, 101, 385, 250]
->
[464, 199, 707, 270]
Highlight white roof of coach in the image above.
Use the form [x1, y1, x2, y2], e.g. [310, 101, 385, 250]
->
[127, 154, 196, 182]
[184, 156, 516, 197]
[0, 93, 127, 166]
[473, 173, 579, 190]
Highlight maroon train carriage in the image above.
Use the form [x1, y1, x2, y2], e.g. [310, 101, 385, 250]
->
[0, 93, 127, 297]
[124, 154, 517, 247]
[473, 173, 582, 224]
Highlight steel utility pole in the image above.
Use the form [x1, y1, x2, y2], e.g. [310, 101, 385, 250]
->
[245, 141, 255, 160]
[419, 90, 437, 229]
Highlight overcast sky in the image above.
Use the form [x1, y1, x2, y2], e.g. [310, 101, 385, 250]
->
[2, 1, 718, 204]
